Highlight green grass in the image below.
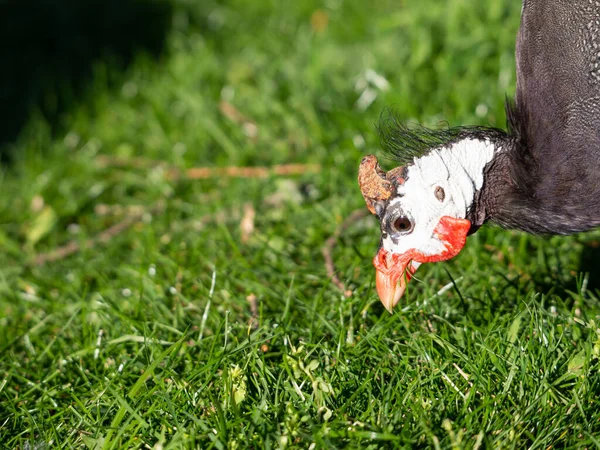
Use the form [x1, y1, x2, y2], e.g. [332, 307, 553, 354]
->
[2, 0, 600, 448]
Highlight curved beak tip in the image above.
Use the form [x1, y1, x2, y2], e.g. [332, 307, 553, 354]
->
[375, 265, 409, 314]
[374, 255, 421, 313]
[383, 286, 406, 314]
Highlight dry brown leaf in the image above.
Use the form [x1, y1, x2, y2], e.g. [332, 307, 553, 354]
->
[240, 203, 256, 244]
[311, 9, 329, 33]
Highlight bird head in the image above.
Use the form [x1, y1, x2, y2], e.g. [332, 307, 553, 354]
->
[358, 136, 495, 312]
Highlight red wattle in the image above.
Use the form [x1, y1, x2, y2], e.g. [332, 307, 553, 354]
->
[416, 216, 471, 263]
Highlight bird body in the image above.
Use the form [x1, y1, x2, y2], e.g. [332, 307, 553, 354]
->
[492, 0, 600, 234]
[358, 0, 600, 311]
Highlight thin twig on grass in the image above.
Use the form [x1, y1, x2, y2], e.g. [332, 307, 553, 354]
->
[169, 164, 321, 181]
[322, 208, 370, 297]
[96, 155, 321, 181]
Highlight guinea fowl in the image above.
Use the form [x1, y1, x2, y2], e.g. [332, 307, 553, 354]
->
[358, 0, 600, 312]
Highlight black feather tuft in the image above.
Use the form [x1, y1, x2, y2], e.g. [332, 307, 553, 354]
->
[376, 108, 508, 167]
[503, 97, 538, 196]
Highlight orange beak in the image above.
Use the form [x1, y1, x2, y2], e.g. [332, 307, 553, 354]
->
[373, 249, 421, 313]
[372, 216, 472, 313]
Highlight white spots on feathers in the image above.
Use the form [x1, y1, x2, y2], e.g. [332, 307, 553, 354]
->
[578, 1, 600, 83]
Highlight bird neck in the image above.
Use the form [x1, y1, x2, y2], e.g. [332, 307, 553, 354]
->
[471, 145, 516, 231]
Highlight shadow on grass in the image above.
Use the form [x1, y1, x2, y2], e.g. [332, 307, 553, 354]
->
[577, 242, 600, 292]
[0, 0, 173, 162]
[516, 240, 600, 311]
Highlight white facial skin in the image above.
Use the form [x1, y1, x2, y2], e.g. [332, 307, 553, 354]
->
[380, 138, 496, 256]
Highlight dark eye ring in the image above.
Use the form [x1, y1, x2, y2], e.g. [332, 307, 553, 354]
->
[393, 216, 413, 234]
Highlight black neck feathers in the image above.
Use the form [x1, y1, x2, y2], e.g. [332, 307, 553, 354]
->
[377, 110, 508, 167]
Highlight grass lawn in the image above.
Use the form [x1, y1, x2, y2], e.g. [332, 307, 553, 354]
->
[2, 0, 600, 448]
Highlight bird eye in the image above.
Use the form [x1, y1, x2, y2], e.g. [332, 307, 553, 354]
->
[434, 186, 445, 202]
[393, 216, 413, 234]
